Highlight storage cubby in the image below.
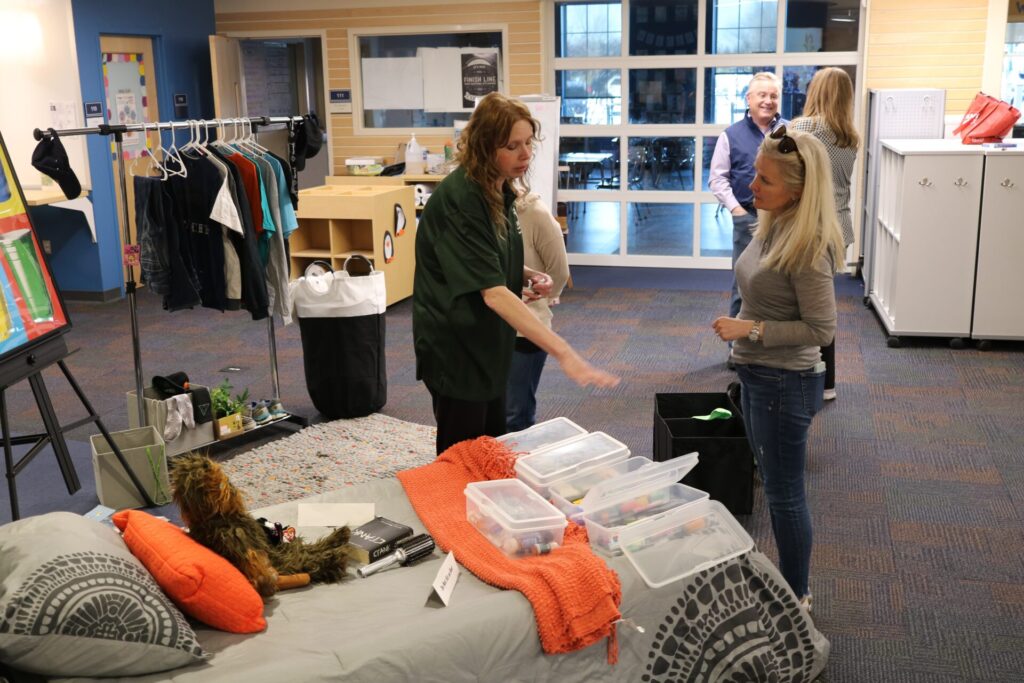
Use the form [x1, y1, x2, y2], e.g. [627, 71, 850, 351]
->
[869, 140, 983, 342]
[292, 184, 416, 306]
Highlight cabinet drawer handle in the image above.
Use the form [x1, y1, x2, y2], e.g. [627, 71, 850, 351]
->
[1001, 178, 1016, 188]
[953, 177, 967, 187]
[918, 178, 933, 187]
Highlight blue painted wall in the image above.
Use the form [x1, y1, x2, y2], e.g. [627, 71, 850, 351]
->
[67, 0, 216, 296]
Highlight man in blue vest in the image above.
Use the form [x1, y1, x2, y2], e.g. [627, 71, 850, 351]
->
[709, 72, 784, 369]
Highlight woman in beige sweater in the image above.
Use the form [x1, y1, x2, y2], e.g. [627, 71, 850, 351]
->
[505, 194, 570, 432]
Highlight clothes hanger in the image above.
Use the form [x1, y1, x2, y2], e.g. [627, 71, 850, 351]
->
[129, 123, 166, 180]
[157, 123, 187, 178]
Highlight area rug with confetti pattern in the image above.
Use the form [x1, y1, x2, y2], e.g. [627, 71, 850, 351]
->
[219, 413, 437, 508]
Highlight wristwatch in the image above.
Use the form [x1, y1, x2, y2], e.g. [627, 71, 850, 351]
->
[747, 320, 763, 343]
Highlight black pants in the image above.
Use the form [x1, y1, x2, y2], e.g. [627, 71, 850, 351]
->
[427, 386, 507, 456]
[821, 333, 836, 391]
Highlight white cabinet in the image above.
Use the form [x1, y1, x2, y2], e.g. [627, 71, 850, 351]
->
[860, 89, 945, 296]
[971, 150, 1024, 342]
[870, 140, 983, 345]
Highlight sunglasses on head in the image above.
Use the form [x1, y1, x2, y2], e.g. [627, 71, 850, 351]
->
[769, 125, 799, 155]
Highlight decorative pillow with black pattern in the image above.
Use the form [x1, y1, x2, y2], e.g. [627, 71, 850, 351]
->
[0, 511, 207, 677]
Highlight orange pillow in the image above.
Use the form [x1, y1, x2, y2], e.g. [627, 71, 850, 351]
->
[112, 510, 266, 634]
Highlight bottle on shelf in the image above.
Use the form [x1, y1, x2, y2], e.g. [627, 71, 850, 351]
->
[404, 134, 426, 175]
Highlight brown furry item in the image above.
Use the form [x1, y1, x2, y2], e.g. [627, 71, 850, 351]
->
[171, 452, 351, 598]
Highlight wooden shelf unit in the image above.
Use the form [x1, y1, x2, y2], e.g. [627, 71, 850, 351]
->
[293, 184, 416, 306]
[326, 173, 447, 213]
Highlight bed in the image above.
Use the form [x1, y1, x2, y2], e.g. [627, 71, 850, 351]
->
[0, 475, 829, 683]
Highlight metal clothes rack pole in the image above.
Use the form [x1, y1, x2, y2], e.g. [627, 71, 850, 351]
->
[33, 115, 304, 428]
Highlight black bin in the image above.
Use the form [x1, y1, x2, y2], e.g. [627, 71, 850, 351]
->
[653, 389, 753, 515]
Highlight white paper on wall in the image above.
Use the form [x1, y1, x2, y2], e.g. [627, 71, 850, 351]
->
[362, 57, 424, 110]
[419, 47, 463, 112]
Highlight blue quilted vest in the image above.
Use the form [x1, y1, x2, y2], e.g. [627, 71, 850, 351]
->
[724, 112, 783, 208]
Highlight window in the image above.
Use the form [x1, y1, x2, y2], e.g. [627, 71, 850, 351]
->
[552, 0, 862, 266]
[785, 0, 859, 53]
[629, 0, 698, 56]
[706, 0, 778, 54]
[354, 29, 505, 130]
[556, 2, 622, 57]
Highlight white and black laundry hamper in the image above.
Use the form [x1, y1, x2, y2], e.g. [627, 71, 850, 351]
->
[288, 256, 387, 419]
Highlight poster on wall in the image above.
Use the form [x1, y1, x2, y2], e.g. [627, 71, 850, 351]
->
[0, 131, 71, 360]
[102, 53, 149, 156]
[461, 51, 499, 108]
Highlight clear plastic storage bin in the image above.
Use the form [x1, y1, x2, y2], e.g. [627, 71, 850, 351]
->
[465, 479, 568, 558]
[619, 499, 754, 588]
[497, 417, 587, 455]
[580, 452, 707, 555]
[515, 431, 630, 494]
[547, 456, 655, 524]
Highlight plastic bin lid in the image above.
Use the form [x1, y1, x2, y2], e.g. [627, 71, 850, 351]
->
[580, 452, 699, 512]
[497, 417, 587, 454]
[516, 431, 629, 480]
[464, 479, 566, 531]
[619, 499, 754, 589]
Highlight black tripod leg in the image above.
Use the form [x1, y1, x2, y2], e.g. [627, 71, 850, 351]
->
[57, 361, 156, 508]
[28, 373, 80, 494]
[1, 391, 20, 520]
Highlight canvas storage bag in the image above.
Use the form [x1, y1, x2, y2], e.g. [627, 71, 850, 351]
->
[288, 259, 387, 419]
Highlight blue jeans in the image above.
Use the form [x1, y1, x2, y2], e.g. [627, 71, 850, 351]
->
[736, 363, 825, 598]
[729, 212, 758, 318]
[505, 348, 549, 432]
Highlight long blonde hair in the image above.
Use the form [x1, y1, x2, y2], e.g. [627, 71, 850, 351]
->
[456, 92, 539, 237]
[755, 129, 845, 276]
[799, 67, 859, 149]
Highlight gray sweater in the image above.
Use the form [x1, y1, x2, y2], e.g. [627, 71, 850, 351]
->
[732, 236, 836, 371]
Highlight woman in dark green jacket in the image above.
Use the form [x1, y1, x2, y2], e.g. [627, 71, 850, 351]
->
[414, 93, 619, 455]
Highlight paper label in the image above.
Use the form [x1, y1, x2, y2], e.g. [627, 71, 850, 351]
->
[427, 551, 460, 607]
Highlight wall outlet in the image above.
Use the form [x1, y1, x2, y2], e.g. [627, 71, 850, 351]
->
[42, 240, 52, 254]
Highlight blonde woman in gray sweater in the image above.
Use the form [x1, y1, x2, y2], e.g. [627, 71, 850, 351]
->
[791, 67, 860, 401]
[712, 126, 844, 612]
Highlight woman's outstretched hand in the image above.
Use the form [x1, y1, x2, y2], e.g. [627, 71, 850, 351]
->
[558, 351, 620, 389]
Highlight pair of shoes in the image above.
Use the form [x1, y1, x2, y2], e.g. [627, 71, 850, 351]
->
[250, 401, 272, 425]
[799, 593, 813, 614]
[241, 415, 257, 432]
[823, 388, 837, 401]
[267, 398, 288, 420]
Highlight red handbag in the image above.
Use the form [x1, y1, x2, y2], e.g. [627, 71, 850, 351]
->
[953, 92, 1021, 144]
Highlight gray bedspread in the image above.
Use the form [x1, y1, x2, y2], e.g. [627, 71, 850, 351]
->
[57, 478, 829, 683]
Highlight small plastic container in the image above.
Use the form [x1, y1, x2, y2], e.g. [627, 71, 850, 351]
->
[497, 417, 587, 455]
[619, 499, 754, 588]
[515, 431, 630, 495]
[547, 456, 655, 524]
[345, 157, 385, 176]
[465, 479, 568, 558]
[580, 452, 707, 556]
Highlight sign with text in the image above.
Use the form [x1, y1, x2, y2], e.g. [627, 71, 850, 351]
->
[426, 551, 460, 607]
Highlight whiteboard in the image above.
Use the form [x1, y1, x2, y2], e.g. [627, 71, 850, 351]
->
[520, 95, 560, 215]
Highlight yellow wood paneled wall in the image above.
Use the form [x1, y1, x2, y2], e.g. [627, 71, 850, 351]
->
[865, 0, 992, 115]
[215, 2, 541, 174]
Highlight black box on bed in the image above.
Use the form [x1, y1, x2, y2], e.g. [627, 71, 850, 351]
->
[653, 389, 753, 515]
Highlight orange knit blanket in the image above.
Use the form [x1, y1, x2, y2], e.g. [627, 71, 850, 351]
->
[397, 437, 622, 663]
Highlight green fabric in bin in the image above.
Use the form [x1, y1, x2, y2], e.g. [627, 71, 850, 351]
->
[653, 391, 753, 515]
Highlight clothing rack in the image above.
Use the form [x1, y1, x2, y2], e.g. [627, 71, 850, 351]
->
[33, 116, 305, 429]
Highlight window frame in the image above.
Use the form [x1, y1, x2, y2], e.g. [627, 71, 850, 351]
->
[349, 23, 511, 136]
[545, 0, 864, 269]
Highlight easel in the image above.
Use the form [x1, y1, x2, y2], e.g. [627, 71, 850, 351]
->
[1, 335, 155, 520]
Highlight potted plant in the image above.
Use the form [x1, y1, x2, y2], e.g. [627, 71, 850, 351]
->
[211, 379, 245, 440]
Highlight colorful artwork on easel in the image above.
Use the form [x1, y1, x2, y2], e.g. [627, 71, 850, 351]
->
[0, 132, 70, 357]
